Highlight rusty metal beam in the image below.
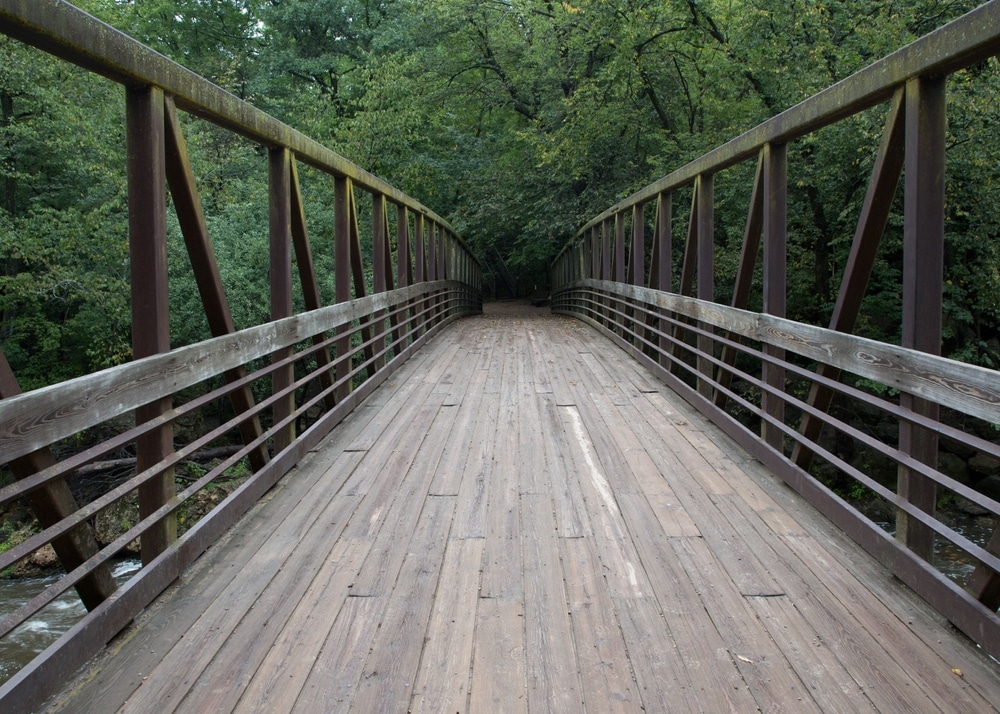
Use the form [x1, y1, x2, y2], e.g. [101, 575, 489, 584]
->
[127, 84, 175, 565]
[761, 143, 787, 451]
[269, 148, 295, 453]
[334, 175, 352, 404]
[696, 174, 714, 398]
[289, 158, 336, 411]
[714, 153, 764, 411]
[0, 0, 472, 255]
[163, 97, 269, 472]
[792, 90, 906, 470]
[897, 75, 946, 560]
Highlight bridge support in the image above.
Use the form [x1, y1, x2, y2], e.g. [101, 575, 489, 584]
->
[896, 75, 945, 561]
[127, 85, 175, 564]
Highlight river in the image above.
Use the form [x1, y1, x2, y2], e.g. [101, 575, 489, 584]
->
[0, 558, 140, 685]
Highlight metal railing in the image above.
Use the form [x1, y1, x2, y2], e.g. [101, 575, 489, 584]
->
[552, 1, 1000, 662]
[0, 2, 480, 710]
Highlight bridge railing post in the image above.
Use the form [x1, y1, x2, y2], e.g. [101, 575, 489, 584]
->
[896, 75, 946, 560]
[334, 175, 353, 404]
[127, 84, 176, 565]
[696, 173, 714, 399]
[269, 147, 295, 453]
[761, 143, 787, 453]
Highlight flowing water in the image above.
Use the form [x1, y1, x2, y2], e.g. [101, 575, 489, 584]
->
[0, 559, 140, 685]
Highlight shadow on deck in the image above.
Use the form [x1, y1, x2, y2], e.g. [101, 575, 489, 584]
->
[47, 303, 1000, 713]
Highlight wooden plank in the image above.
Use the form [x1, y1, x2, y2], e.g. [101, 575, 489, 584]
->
[570, 279, 1000, 426]
[176, 489, 364, 713]
[0, 283, 445, 465]
[540, 397, 588, 538]
[430, 368, 486, 496]
[117, 449, 363, 712]
[518, 391, 552, 497]
[670, 536, 822, 712]
[560, 537, 639, 711]
[289, 596, 385, 713]
[408, 538, 484, 713]
[521, 495, 583, 712]
[349, 403, 454, 597]
[479, 334, 523, 599]
[469, 599, 527, 713]
[630, 391, 736, 497]
[559, 405, 651, 600]
[349, 496, 456, 712]
[626, 533, 759, 712]
[47, 380, 398, 711]
[451, 384, 498, 539]
[234, 534, 368, 712]
[524, 322, 553, 395]
[748, 594, 877, 712]
[340, 397, 443, 500]
[777, 533, 992, 713]
[614, 597, 701, 713]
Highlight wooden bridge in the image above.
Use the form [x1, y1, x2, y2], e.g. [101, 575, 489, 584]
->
[2, 3, 1000, 712]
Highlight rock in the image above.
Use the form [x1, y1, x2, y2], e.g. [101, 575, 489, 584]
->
[937, 452, 971, 486]
[969, 452, 1000, 479]
[940, 435, 977, 459]
[975, 475, 1000, 503]
[951, 495, 990, 517]
[28, 544, 58, 568]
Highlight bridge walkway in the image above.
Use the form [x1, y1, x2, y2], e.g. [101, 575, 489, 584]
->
[47, 303, 1000, 713]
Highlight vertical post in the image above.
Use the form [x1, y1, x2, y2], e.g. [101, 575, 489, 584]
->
[590, 226, 600, 280]
[601, 219, 612, 328]
[414, 212, 425, 334]
[696, 174, 714, 398]
[373, 194, 387, 368]
[127, 85, 174, 565]
[397, 205, 411, 347]
[334, 175, 353, 403]
[427, 221, 438, 326]
[762, 144, 787, 450]
[631, 203, 645, 287]
[631, 203, 645, 344]
[897, 76, 945, 559]
[614, 211, 626, 283]
[269, 148, 294, 452]
[656, 191, 671, 367]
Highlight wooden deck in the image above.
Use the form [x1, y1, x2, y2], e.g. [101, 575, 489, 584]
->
[48, 302, 1000, 713]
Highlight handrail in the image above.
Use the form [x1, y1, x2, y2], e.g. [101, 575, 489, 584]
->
[0, 2, 481, 710]
[551, 0, 1000, 663]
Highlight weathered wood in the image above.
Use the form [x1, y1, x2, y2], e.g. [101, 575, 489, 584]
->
[409, 538, 484, 712]
[0, 282, 459, 468]
[562, 279, 1000, 427]
[0, 353, 116, 610]
[38, 307, 1000, 714]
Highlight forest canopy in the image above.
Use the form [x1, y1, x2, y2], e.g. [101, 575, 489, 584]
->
[1, 0, 998, 389]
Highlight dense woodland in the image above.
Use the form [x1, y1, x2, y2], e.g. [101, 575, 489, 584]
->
[1, 0, 999, 391]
